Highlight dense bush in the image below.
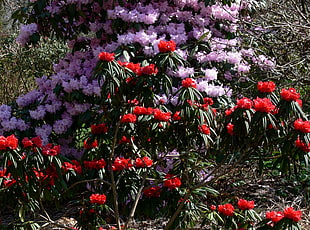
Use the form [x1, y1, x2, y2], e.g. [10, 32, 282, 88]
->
[0, 0, 308, 229]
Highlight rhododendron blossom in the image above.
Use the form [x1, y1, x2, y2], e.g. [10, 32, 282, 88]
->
[293, 118, 310, 133]
[237, 199, 254, 210]
[153, 109, 171, 122]
[266, 211, 284, 223]
[91, 123, 108, 134]
[158, 40, 176, 53]
[295, 137, 310, 152]
[283, 207, 302, 222]
[236, 97, 253, 109]
[280, 88, 300, 101]
[98, 52, 115, 62]
[253, 97, 276, 113]
[135, 156, 153, 168]
[90, 193, 107, 205]
[163, 174, 182, 189]
[112, 157, 133, 171]
[226, 123, 234, 136]
[121, 114, 137, 123]
[199, 124, 211, 135]
[182, 78, 197, 88]
[257, 81, 276, 93]
[84, 159, 106, 170]
[143, 186, 161, 197]
[218, 203, 234, 216]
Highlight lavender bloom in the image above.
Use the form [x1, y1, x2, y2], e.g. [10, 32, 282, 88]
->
[16, 23, 38, 46]
[202, 68, 218, 81]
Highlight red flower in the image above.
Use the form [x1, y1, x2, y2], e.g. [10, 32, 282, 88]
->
[283, 207, 302, 222]
[182, 78, 197, 88]
[84, 139, 99, 149]
[139, 64, 158, 76]
[253, 97, 276, 113]
[3, 179, 16, 187]
[218, 203, 235, 216]
[295, 137, 310, 152]
[22, 137, 34, 148]
[135, 156, 153, 168]
[112, 157, 133, 171]
[199, 124, 210, 135]
[266, 211, 284, 223]
[153, 109, 171, 122]
[91, 123, 108, 134]
[42, 144, 61, 156]
[172, 111, 181, 121]
[280, 88, 300, 101]
[119, 61, 141, 75]
[121, 113, 137, 123]
[84, 159, 106, 170]
[237, 199, 255, 210]
[257, 81, 276, 93]
[98, 52, 115, 62]
[163, 174, 182, 189]
[62, 161, 82, 174]
[6, 135, 18, 150]
[118, 136, 133, 144]
[293, 118, 310, 133]
[158, 40, 176, 52]
[210, 205, 217, 211]
[90, 193, 107, 205]
[31, 136, 43, 147]
[296, 99, 303, 107]
[0, 136, 8, 150]
[225, 106, 236, 116]
[203, 97, 214, 105]
[236, 97, 253, 109]
[133, 106, 154, 115]
[143, 186, 161, 197]
[226, 123, 234, 136]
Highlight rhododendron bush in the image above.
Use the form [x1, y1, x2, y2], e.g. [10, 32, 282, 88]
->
[0, 0, 308, 229]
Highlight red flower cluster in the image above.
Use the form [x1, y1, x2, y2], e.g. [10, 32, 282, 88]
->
[266, 207, 302, 223]
[218, 203, 235, 216]
[182, 78, 197, 88]
[118, 61, 141, 75]
[226, 123, 235, 136]
[84, 159, 106, 170]
[236, 97, 253, 109]
[83, 139, 98, 149]
[91, 123, 108, 134]
[158, 40, 176, 52]
[257, 81, 276, 93]
[62, 160, 82, 174]
[293, 118, 310, 133]
[139, 64, 158, 76]
[199, 124, 211, 135]
[98, 52, 115, 62]
[283, 207, 302, 222]
[280, 88, 300, 101]
[295, 137, 310, 152]
[133, 106, 154, 115]
[253, 97, 276, 113]
[112, 157, 133, 171]
[22, 136, 43, 148]
[143, 186, 161, 197]
[163, 174, 182, 189]
[153, 109, 171, 122]
[90, 193, 107, 205]
[172, 111, 181, 121]
[135, 156, 153, 168]
[42, 144, 61, 156]
[0, 134, 18, 150]
[237, 199, 254, 210]
[121, 113, 137, 123]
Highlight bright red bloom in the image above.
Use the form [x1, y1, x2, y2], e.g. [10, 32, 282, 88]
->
[6, 135, 18, 150]
[112, 157, 133, 171]
[3, 179, 16, 187]
[118, 136, 133, 144]
[84, 159, 106, 170]
[91, 123, 108, 134]
[98, 52, 115, 62]
[84, 139, 99, 149]
[280, 88, 300, 101]
[42, 144, 61, 156]
[158, 40, 176, 52]
[218, 203, 235, 216]
[266, 211, 284, 223]
[135, 156, 153, 168]
[253, 97, 276, 113]
[283, 207, 302, 222]
[236, 97, 253, 109]
[119, 61, 141, 75]
[133, 106, 154, 115]
[172, 111, 181, 121]
[62, 161, 82, 174]
[182, 78, 197, 88]
[199, 124, 210, 135]
[294, 118, 310, 133]
[237, 199, 255, 210]
[226, 123, 234, 136]
[153, 109, 171, 122]
[210, 205, 217, 211]
[121, 113, 137, 123]
[203, 97, 214, 105]
[295, 137, 310, 152]
[0, 136, 8, 150]
[225, 106, 236, 116]
[22, 137, 33, 148]
[143, 186, 161, 197]
[90, 193, 107, 205]
[257, 81, 276, 93]
[139, 64, 158, 76]
[31, 136, 43, 147]
[163, 174, 182, 189]
[296, 99, 303, 107]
